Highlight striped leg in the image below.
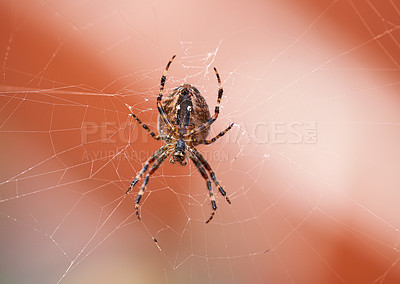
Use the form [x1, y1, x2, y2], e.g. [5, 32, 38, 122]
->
[199, 123, 234, 145]
[191, 147, 231, 205]
[126, 145, 167, 194]
[135, 151, 170, 220]
[187, 67, 224, 137]
[189, 153, 217, 223]
[157, 55, 177, 133]
[129, 109, 161, 140]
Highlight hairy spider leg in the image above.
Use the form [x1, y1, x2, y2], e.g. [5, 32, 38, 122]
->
[198, 123, 234, 145]
[126, 145, 168, 194]
[157, 55, 178, 134]
[129, 110, 175, 141]
[135, 150, 171, 220]
[128, 107, 161, 140]
[189, 153, 217, 223]
[187, 67, 224, 137]
[191, 147, 231, 205]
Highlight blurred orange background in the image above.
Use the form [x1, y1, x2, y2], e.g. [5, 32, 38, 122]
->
[1, 0, 400, 283]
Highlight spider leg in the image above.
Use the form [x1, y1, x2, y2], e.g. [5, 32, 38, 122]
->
[191, 147, 231, 205]
[157, 55, 177, 133]
[186, 67, 224, 137]
[189, 153, 217, 223]
[135, 150, 171, 220]
[198, 123, 234, 145]
[128, 106, 161, 140]
[126, 145, 167, 194]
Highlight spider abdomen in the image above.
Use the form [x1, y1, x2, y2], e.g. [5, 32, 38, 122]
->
[158, 84, 211, 143]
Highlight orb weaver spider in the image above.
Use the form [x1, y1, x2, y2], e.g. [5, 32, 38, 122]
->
[126, 55, 234, 223]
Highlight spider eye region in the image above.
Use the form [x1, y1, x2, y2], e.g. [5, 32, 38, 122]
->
[170, 138, 187, 166]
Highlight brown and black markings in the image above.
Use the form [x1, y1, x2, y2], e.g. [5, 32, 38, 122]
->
[127, 55, 234, 223]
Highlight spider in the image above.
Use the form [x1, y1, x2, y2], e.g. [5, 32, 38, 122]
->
[126, 55, 234, 223]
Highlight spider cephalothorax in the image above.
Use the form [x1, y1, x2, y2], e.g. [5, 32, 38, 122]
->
[170, 138, 187, 165]
[126, 55, 234, 223]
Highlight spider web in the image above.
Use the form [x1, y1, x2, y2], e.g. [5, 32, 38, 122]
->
[1, 0, 400, 283]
